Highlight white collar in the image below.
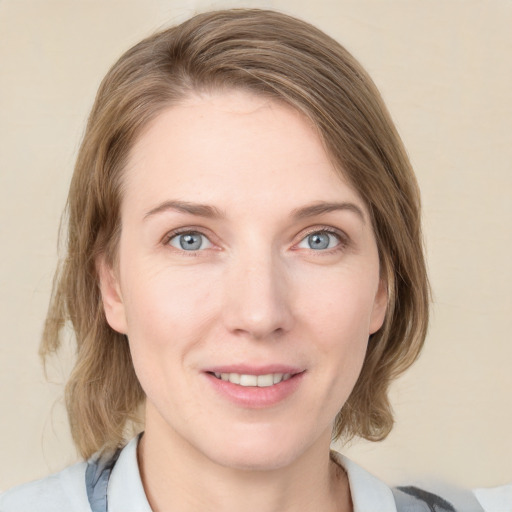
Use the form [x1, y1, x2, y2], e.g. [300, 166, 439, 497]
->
[331, 451, 397, 512]
[108, 436, 152, 512]
[107, 437, 396, 512]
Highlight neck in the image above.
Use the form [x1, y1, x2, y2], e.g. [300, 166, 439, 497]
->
[138, 413, 352, 512]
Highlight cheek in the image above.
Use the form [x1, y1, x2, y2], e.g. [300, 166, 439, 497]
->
[123, 263, 218, 335]
[296, 265, 380, 345]
[123, 273, 215, 407]
[120, 264, 223, 384]
[295, 265, 378, 392]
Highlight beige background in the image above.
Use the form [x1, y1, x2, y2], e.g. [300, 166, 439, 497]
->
[1, 0, 511, 492]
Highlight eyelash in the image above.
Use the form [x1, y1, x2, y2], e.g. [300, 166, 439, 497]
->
[163, 226, 349, 254]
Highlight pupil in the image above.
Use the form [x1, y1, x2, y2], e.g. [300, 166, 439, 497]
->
[309, 232, 329, 250]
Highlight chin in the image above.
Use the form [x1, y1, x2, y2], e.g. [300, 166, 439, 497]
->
[199, 426, 311, 472]
[212, 446, 297, 472]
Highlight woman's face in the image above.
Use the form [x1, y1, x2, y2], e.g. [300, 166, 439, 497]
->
[99, 90, 387, 470]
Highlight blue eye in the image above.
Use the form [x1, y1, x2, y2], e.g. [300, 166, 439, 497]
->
[298, 231, 340, 250]
[168, 232, 212, 251]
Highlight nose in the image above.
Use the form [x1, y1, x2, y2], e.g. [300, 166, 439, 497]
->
[222, 248, 294, 340]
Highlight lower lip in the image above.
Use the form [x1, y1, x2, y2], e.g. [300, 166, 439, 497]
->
[204, 372, 305, 408]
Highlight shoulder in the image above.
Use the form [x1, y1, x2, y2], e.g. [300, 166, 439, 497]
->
[331, 450, 490, 512]
[0, 461, 90, 512]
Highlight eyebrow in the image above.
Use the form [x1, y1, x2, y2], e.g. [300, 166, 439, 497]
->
[291, 201, 366, 224]
[144, 200, 225, 220]
[144, 199, 366, 224]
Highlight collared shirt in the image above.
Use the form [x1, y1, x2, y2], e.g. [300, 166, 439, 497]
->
[0, 437, 396, 512]
[0, 436, 507, 511]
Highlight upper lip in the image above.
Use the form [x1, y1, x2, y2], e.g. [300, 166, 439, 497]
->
[205, 364, 304, 376]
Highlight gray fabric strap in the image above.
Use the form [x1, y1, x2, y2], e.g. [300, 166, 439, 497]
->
[393, 486, 456, 511]
[392, 485, 485, 512]
[85, 448, 122, 512]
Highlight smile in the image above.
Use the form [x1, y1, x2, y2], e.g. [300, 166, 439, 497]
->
[205, 368, 305, 407]
[212, 372, 292, 387]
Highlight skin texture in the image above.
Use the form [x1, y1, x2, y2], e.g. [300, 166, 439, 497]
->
[98, 90, 387, 512]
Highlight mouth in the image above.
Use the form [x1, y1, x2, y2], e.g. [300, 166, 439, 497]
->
[208, 372, 293, 387]
[204, 367, 305, 408]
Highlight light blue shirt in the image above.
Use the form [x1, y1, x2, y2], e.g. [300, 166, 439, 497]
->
[1, 436, 503, 511]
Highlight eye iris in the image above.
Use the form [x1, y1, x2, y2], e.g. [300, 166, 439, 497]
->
[308, 232, 330, 250]
[179, 233, 202, 250]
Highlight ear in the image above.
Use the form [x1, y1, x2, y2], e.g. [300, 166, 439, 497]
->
[369, 277, 388, 335]
[96, 255, 128, 334]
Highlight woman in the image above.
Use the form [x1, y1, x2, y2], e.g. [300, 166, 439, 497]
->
[0, 8, 484, 512]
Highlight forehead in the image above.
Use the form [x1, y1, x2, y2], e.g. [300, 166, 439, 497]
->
[122, 90, 367, 216]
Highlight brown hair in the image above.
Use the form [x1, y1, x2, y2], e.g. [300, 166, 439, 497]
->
[41, 8, 429, 459]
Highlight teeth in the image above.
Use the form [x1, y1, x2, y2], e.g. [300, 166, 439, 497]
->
[228, 373, 240, 384]
[240, 374, 258, 386]
[212, 372, 293, 387]
[273, 373, 283, 384]
[257, 374, 273, 387]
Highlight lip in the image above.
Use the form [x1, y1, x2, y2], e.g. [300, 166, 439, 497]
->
[206, 364, 303, 375]
[203, 365, 305, 409]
